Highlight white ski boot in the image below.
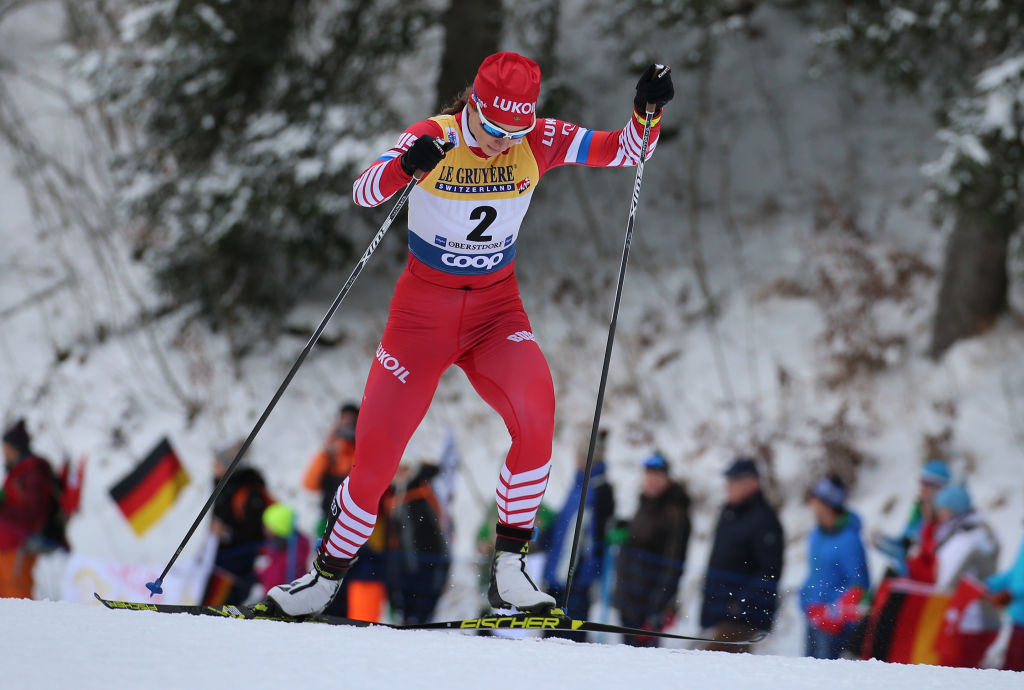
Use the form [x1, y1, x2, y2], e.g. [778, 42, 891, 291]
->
[487, 523, 556, 612]
[261, 492, 355, 617]
[262, 549, 352, 617]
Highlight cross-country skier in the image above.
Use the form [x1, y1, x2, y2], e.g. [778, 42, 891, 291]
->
[264, 51, 673, 618]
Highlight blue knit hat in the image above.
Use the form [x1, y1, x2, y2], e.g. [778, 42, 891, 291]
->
[811, 476, 847, 511]
[920, 460, 952, 487]
[934, 483, 972, 516]
[643, 452, 669, 473]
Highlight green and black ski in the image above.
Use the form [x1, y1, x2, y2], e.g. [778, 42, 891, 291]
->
[94, 593, 765, 645]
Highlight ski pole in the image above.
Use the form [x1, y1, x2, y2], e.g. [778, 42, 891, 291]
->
[562, 97, 661, 609]
[145, 147, 450, 596]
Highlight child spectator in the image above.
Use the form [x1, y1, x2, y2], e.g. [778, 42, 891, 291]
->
[257, 503, 312, 596]
[800, 475, 869, 659]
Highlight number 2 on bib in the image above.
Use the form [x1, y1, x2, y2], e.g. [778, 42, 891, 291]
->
[467, 205, 497, 242]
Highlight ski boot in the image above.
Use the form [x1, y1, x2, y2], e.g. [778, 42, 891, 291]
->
[487, 523, 557, 613]
[259, 489, 358, 617]
[258, 548, 353, 617]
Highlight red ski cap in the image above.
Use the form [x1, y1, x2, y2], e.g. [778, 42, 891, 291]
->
[473, 52, 541, 129]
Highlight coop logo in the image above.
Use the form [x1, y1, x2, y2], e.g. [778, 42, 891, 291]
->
[441, 252, 504, 270]
[375, 344, 410, 383]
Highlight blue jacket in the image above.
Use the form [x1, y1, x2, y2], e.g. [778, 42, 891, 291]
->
[543, 463, 614, 591]
[987, 532, 1024, 626]
[873, 501, 925, 576]
[799, 510, 869, 611]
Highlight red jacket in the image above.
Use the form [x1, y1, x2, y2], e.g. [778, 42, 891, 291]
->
[257, 533, 312, 592]
[0, 455, 54, 550]
[906, 520, 939, 584]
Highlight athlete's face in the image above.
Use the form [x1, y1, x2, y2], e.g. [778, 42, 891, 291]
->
[469, 103, 528, 158]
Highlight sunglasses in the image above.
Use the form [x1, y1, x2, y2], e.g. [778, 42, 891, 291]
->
[471, 91, 535, 140]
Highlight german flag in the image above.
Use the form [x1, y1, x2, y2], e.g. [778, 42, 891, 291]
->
[861, 577, 950, 664]
[110, 438, 190, 536]
[202, 568, 239, 606]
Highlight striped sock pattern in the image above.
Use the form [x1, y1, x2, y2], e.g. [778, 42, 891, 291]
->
[323, 479, 377, 560]
[495, 459, 551, 529]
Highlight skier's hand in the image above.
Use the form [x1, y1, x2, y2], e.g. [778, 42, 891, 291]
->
[634, 64, 673, 115]
[400, 136, 453, 177]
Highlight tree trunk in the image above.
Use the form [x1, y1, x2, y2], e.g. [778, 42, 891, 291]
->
[434, 1, 503, 112]
[929, 203, 1016, 359]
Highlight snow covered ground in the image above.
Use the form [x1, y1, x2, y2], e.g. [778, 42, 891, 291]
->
[2, 0, 1024, 680]
[4, 598, 1021, 690]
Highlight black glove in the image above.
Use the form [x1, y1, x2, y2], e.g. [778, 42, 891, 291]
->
[634, 64, 674, 115]
[400, 136, 452, 177]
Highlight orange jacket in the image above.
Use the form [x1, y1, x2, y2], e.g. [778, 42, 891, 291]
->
[301, 435, 355, 492]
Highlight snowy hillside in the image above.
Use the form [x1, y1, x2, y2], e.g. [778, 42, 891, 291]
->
[2, 0, 1023, 671]
[4, 598, 1021, 690]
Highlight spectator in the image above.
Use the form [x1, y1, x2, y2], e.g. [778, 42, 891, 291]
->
[542, 430, 616, 640]
[305, 400, 393, 619]
[0, 419, 55, 598]
[382, 462, 451, 625]
[612, 452, 691, 647]
[332, 491, 391, 622]
[700, 457, 784, 651]
[302, 403, 394, 620]
[931, 483, 1000, 668]
[872, 459, 951, 579]
[302, 402, 359, 526]
[203, 441, 275, 605]
[986, 492, 1024, 672]
[257, 503, 312, 597]
[800, 475, 870, 660]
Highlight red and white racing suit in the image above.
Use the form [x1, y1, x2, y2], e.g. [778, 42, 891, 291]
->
[321, 105, 661, 562]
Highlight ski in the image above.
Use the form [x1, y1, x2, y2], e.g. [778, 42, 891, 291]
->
[408, 611, 766, 644]
[94, 593, 375, 627]
[94, 593, 764, 645]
